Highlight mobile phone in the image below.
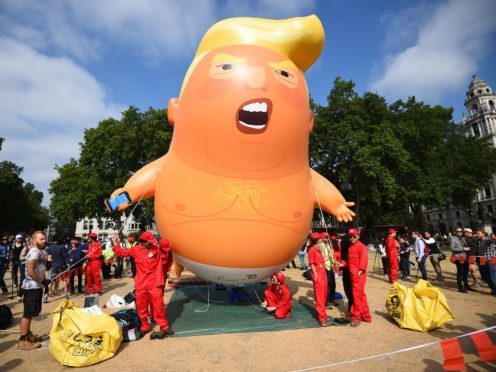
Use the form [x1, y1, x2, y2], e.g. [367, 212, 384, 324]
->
[105, 191, 132, 213]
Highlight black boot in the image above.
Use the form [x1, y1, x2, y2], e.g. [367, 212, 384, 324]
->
[458, 284, 467, 293]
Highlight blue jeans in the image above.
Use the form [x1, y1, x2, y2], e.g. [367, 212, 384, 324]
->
[0, 261, 7, 290]
[484, 262, 496, 294]
[298, 252, 307, 269]
[418, 256, 427, 280]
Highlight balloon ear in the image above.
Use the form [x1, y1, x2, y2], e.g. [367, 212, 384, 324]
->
[168, 98, 179, 127]
[308, 111, 314, 134]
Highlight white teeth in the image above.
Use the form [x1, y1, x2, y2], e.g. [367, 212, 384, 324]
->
[242, 101, 268, 112]
[238, 121, 266, 129]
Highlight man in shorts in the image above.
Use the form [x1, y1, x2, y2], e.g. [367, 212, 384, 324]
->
[47, 237, 69, 298]
[19, 230, 50, 350]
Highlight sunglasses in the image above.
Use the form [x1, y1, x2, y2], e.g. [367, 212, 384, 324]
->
[455, 230, 462, 233]
[350, 235, 359, 239]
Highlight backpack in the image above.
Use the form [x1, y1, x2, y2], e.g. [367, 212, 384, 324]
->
[0, 305, 13, 329]
[111, 309, 142, 342]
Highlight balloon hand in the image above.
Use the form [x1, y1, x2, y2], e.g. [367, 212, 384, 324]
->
[334, 201, 356, 222]
[109, 188, 131, 211]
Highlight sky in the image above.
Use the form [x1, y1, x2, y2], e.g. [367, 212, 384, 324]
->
[1, 0, 495, 206]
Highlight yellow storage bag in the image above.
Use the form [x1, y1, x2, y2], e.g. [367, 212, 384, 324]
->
[49, 299, 122, 367]
[385, 279, 454, 332]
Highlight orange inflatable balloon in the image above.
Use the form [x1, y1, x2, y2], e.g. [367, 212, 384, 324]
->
[109, 15, 355, 285]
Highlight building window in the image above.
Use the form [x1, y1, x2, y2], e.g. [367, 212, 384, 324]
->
[129, 223, 141, 230]
[426, 214, 430, 221]
[471, 103, 478, 115]
[472, 123, 480, 137]
[438, 213, 442, 219]
[89, 220, 94, 230]
[456, 211, 460, 218]
[477, 89, 482, 94]
[488, 205, 494, 214]
[485, 185, 492, 199]
[83, 220, 88, 230]
[489, 100, 495, 110]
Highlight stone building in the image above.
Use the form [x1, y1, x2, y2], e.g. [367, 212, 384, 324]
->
[74, 215, 156, 244]
[425, 75, 496, 234]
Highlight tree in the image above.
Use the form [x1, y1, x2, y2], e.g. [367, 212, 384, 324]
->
[311, 78, 412, 227]
[311, 78, 496, 229]
[0, 138, 48, 234]
[50, 107, 172, 231]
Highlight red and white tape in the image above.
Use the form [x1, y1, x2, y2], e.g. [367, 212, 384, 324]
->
[291, 325, 496, 371]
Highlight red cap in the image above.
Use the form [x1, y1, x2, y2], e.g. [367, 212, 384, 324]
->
[310, 232, 321, 241]
[139, 231, 157, 245]
[331, 236, 336, 240]
[320, 232, 329, 238]
[88, 233, 97, 239]
[389, 228, 397, 234]
[127, 236, 135, 242]
[348, 228, 359, 235]
[159, 238, 171, 251]
[275, 272, 285, 284]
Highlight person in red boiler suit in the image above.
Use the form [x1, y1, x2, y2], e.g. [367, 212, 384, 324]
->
[82, 232, 103, 295]
[343, 228, 371, 327]
[385, 228, 399, 283]
[112, 232, 173, 340]
[307, 232, 328, 327]
[261, 272, 292, 319]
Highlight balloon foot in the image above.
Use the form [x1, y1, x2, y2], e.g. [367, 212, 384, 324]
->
[228, 287, 252, 303]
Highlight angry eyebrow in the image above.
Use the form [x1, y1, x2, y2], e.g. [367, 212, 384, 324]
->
[211, 53, 247, 64]
[268, 60, 297, 70]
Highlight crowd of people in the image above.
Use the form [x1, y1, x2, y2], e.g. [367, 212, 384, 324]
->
[1, 225, 495, 350]
[292, 226, 496, 328]
[0, 230, 175, 349]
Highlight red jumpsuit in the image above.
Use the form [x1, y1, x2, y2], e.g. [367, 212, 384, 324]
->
[307, 244, 328, 323]
[85, 241, 102, 294]
[113, 243, 171, 332]
[385, 235, 398, 283]
[344, 240, 371, 323]
[264, 281, 293, 319]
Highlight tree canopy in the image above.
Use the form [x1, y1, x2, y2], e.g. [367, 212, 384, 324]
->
[0, 137, 48, 235]
[310, 78, 496, 228]
[49, 107, 171, 231]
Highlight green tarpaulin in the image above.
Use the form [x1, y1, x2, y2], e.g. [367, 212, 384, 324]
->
[167, 284, 320, 337]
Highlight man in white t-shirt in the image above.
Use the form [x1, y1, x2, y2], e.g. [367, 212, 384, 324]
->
[19, 230, 49, 350]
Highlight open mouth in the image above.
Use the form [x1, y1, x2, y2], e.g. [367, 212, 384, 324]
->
[236, 98, 272, 133]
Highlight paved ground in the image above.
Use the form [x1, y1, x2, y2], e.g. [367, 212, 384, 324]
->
[0, 250, 495, 371]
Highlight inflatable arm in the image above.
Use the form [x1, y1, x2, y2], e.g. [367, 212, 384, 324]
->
[110, 155, 166, 211]
[310, 168, 355, 222]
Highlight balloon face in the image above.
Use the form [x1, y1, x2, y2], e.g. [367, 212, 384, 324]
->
[156, 44, 316, 285]
[169, 44, 313, 179]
